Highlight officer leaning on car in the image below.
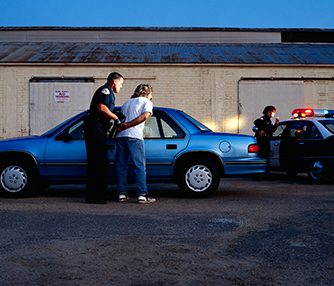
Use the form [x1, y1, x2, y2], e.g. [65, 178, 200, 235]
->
[253, 105, 280, 173]
[84, 72, 124, 204]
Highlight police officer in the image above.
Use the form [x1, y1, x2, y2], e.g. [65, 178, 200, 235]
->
[254, 105, 279, 159]
[84, 72, 124, 204]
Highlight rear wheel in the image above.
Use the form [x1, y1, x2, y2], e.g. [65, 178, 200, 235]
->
[0, 158, 37, 198]
[308, 160, 333, 183]
[177, 159, 220, 198]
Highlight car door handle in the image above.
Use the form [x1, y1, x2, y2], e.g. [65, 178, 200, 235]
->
[166, 144, 177, 150]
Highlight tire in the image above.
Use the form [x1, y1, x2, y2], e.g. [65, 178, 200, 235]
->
[177, 159, 220, 198]
[0, 158, 37, 198]
[308, 159, 333, 183]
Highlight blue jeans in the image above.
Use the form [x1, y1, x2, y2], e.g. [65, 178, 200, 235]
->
[116, 137, 148, 195]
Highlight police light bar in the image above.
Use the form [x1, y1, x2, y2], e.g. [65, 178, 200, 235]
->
[292, 108, 334, 118]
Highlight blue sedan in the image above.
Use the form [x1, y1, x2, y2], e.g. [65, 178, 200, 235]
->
[0, 107, 266, 198]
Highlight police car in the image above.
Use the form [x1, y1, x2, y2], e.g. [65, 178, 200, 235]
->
[270, 108, 334, 182]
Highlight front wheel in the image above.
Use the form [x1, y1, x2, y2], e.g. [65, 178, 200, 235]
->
[0, 158, 37, 198]
[177, 159, 220, 198]
[308, 160, 333, 183]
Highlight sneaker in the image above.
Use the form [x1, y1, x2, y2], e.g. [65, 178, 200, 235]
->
[118, 194, 129, 202]
[138, 194, 156, 204]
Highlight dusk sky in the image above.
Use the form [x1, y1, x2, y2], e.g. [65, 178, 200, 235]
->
[1, 0, 334, 29]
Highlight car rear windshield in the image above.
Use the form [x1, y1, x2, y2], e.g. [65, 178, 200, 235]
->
[178, 111, 211, 132]
[319, 119, 334, 134]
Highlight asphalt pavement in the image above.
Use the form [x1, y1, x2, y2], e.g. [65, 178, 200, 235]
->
[0, 174, 333, 285]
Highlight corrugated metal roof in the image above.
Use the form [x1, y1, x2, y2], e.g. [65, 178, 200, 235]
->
[0, 42, 334, 65]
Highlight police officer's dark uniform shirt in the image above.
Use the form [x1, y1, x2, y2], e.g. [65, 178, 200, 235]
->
[253, 114, 277, 159]
[86, 83, 115, 132]
[254, 114, 276, 137]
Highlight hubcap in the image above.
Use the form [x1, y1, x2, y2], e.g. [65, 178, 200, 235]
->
[310, 161, 324, 179]
[1, 165, 27, 193]
[185, 164, 212, 192]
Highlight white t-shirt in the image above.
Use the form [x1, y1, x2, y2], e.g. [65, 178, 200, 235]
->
[116, 97, 153, 140]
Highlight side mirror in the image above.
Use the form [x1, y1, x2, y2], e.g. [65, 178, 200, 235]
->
[58, 131, 73, 142]
[252, 126, 258, 133]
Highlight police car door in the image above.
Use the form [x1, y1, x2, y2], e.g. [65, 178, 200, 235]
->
[270, 122, 289, 168]
[278, 121, 310, 170]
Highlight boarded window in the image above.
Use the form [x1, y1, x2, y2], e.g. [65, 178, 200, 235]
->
[238, 81, 304, 135]
[29, 77, 94, 135]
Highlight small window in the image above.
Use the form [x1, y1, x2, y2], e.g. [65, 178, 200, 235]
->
[319, 120, 334, 134]
[309, 125, 322, 139]
[144, 116, 161, 138]
[272, 123, 288, 138]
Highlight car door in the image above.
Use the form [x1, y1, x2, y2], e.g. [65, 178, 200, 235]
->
[44, 117, 87, 181]
[143, 110, 189, 180]
[270, 122, 289, 168]
[44, 116, 119, 181]
[277, 121, 311, 170]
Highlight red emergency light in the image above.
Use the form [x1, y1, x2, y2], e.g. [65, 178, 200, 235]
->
[292, 108, 334, 118]
[292, 108, 314, 118]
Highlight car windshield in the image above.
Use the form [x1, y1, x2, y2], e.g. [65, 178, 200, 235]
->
[319, 119, 334, 134]
[178, 111, 211, 132]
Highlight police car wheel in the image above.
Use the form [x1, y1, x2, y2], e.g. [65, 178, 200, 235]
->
[0, 158, 37, 198]
[177, 159, 220, 198]
[308, 160, 333, 183]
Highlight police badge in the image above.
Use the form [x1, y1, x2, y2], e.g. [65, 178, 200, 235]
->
[102, 88, 110, 95]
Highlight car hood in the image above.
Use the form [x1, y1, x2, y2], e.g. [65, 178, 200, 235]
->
[0, 135, 49, 155]
[0, 135, 40, 143]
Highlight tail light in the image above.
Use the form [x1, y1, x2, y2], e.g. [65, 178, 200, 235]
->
[248, 144, 259, 153]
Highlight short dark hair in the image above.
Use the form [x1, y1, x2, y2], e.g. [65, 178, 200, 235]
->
[131, 84, 154, 98]
[107, 72, 123, 83]
[263, 105, 276, 114]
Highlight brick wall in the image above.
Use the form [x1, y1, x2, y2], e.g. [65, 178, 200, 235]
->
[0, 64, 334, 139]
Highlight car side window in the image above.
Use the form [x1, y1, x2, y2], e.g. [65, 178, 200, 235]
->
[272, 123, 288, 138]
[287, 121, 309, 139]
[144, 111, 185, 139]
[68, 119, 85, 140]
[319, 120, 334, 134]
[144, 116, 161, 138]
[55, 118, 85, 141]
[309, 124, 322, 139]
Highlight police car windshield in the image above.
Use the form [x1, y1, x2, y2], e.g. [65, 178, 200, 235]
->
[319, 120, 334, 134]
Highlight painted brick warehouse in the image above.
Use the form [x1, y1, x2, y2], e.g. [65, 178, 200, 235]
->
[0, 27, 334, 139]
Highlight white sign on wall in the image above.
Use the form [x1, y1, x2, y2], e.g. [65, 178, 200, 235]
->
[54, 90, 70, 102]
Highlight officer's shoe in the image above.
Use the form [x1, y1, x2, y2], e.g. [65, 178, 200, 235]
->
[118, 194, 129, 202]
[138, 194, 156, 204]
